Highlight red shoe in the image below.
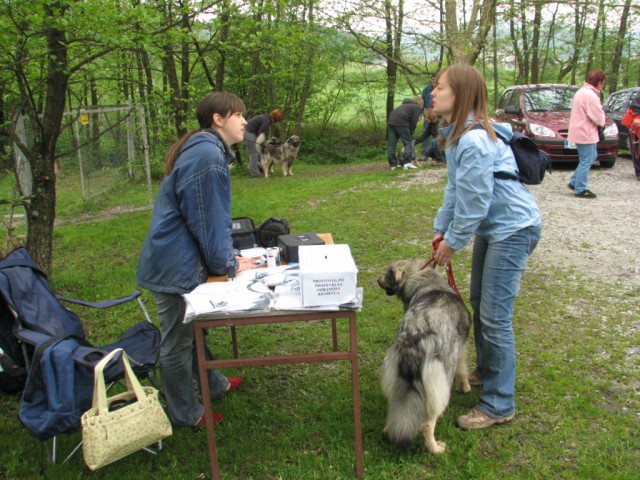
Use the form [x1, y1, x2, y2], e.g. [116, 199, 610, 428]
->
[226, 377, 244, 392]
[196, 412, 223, 426]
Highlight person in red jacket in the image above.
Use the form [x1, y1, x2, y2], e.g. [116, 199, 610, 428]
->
[621, 94, 640, 181]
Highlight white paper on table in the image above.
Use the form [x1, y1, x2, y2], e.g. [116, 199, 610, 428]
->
[182, 266, 362, 321]
[182, 280, 271, 323]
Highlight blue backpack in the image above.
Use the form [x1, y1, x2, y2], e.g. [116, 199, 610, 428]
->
[18, 336, 94, 440]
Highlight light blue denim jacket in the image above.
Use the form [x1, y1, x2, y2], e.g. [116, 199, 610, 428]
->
[136, 130, 236, 294]
[434, 116, 542, 251]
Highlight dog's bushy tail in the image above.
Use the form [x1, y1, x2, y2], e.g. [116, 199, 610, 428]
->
[381, 344, 451, 449]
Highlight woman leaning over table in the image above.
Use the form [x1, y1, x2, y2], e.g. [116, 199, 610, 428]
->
[430, 65, 542, 430]
[136, 92, 256, 427]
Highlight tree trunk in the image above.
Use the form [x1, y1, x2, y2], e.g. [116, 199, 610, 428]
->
[384, 0, 399, 119]
[585, 0, 604, 74]
[558, 4, 586, 84]
[445, 0, 496, 66]
[0, 82, 8, 171]
[214, 2, 232, 91]
[508, 0, 524, 82]
[529, 2, 542, 84]
[607, 0, 632, 94]
[294, 1, 315, 135]
[25, 1, 70, 275]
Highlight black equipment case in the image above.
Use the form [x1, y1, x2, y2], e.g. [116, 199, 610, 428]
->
[277, 233, 325, 263]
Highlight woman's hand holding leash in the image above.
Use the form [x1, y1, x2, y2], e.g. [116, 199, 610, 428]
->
[431, 235, 455, 266]
[426, 234, 462, 299]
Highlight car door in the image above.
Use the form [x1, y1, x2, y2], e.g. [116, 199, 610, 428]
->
[495, 88, 525, 132]
[605, 90, 633, 150]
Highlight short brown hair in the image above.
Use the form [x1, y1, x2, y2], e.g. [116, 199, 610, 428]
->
[585, 70, 605, 88]
[166, 92, 246, 173]
[196, 92, 246, 128]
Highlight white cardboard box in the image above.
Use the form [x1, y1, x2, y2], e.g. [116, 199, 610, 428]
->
[298, 244, 358, 307]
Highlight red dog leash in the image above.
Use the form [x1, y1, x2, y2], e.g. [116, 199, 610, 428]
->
[421, 237, 462, 299]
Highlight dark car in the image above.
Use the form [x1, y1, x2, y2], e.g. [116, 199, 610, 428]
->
[603, 87, 640, 152]
[495, 84, 619, 167]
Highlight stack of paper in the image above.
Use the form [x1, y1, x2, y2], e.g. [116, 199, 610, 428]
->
[182, 264, 363, 323]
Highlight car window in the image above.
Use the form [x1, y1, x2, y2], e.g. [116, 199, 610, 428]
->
[524, 87, 577, 112]
[499, 90, 518, 109]
[606, 92, 631, 113]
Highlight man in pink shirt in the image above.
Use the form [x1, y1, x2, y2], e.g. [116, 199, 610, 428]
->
[567, 70, 606, 199]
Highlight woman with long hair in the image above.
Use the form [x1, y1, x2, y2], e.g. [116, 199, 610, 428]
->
[431, 65, 542, 429]
[137, 92, 255, 427]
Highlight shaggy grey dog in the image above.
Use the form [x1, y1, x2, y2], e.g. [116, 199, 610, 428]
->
[282, 135, 301, 176]
[378, 259, 471, 454]
[260, 137, 285, 178]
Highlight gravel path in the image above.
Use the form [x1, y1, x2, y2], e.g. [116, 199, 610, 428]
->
[395, 155, 639, 288]
[527, 156, 639, 288]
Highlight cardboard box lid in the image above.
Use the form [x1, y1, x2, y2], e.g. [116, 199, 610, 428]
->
[298, 244, 357, 272]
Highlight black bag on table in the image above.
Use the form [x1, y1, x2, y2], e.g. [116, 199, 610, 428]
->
[256, 218, 290, 248]
[231, 217, 257, 250]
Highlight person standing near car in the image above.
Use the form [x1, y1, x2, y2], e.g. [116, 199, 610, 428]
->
[621, 93, 640, 181]
[567, 70, 606, 198]
[387, 96, 424, 170]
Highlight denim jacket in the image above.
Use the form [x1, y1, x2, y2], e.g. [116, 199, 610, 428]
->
[434, 116, 542, 251]
[136, 130, 236, 294]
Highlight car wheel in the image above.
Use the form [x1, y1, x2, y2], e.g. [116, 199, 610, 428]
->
[599, 158, 616, 168]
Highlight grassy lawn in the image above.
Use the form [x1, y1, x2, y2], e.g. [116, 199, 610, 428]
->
[0, 159, 638, 479]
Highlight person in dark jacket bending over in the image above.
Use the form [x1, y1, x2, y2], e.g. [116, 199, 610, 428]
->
[243, 108, 284, 177]
[137, 92, 256, 427]
[387, 97, 424, 170]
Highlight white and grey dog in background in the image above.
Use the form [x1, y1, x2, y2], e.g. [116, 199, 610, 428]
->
[282, 135, 301, 176]
[378, 259, 471, 454]
[260, 135, 301, 177]
[260, 137, 285, 178]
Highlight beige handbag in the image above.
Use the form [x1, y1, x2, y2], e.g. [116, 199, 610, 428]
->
[81, 348, 172, 470]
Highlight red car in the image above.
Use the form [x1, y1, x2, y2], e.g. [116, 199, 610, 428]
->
[495, 84, 619, 167]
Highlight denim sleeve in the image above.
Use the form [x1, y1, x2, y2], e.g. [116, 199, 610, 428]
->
[441, 134, 495, 250]
[179, 155, 235, 276]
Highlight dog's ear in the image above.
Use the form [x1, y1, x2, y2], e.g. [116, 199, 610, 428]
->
[392, 263, 406, 285]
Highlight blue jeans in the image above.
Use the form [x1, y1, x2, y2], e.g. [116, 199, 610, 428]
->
[420, 118, 431, 157]
[469, 225, 541, 418]
[243, 131, 262, 177]
[387, 125, 413, 167]
[423, 137, 445, 162]
[569, 143, 597, 194]
[153, 292, 229, 426]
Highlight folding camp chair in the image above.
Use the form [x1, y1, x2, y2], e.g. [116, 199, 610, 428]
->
[0, 247, 161, 465]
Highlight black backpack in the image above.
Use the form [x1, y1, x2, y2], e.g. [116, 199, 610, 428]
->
[231, 217, 257, 249]
[256, 218, 290, 248]
[472, 125, 551, 185]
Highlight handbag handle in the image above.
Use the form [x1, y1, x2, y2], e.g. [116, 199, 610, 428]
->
[91, 348, 147, 414]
